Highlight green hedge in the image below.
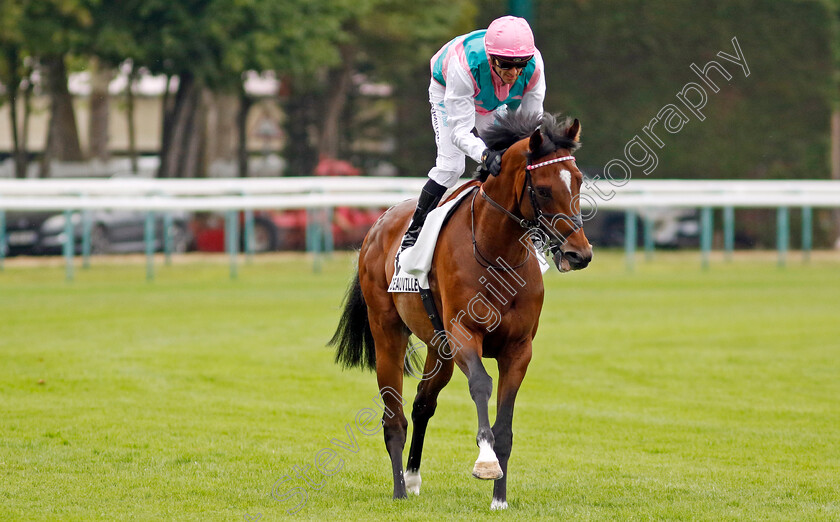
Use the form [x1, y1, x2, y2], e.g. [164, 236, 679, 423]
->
[528, 0, 833, 181]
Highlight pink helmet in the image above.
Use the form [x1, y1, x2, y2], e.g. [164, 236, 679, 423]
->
[484, 16, 536, 58]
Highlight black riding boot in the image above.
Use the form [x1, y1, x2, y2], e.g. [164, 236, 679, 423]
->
[399, 179, 448, 253]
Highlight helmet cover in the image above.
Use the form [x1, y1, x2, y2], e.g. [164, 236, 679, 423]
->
[484, 16, 536, 58]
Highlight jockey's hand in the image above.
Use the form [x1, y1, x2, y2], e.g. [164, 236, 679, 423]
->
[480, 149, 503, 176]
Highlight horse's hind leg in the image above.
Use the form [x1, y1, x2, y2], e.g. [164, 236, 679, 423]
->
[405, 348, 454, 495]
[370, 317, 411, 499]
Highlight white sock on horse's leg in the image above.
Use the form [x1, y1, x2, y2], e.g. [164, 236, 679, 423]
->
[491, 498, 508, 510]
[476, 439, 497, 462]
[472, 440, 503, 480]
[405, 470, 421, 495]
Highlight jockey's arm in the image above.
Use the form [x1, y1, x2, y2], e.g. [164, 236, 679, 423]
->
[518, 50, 546, 116]
[442, 62, 488, 164]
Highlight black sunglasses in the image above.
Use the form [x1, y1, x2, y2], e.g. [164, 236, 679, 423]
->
[492, 56, 532, 70]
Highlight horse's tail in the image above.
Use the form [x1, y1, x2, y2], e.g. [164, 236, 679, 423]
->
[329, 269, 376, 371]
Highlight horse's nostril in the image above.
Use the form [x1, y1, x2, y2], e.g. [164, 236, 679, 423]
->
[565, 251, 583, 263]
[563, 250, 590, 269]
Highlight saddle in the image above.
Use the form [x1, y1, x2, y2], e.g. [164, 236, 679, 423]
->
[388, 181, 480, 293]
[388, 181, 481, 347]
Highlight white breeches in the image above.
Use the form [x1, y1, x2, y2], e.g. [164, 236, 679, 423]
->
[426, 81, 500, 188]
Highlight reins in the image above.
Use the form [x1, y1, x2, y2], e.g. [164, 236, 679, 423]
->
[470, 188, 531, 271]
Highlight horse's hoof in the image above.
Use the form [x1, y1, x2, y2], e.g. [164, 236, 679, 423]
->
[491, 498, 508, 510]
[405, 470, 421, 495]
[472, 460, 503, 480]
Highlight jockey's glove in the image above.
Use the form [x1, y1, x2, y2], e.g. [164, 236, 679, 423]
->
[480, 149, 503, 177]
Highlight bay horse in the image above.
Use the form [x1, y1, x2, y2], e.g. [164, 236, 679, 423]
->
[329, 112, 592, 510]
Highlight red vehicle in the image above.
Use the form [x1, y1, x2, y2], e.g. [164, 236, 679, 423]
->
[190, 159, 385, 252]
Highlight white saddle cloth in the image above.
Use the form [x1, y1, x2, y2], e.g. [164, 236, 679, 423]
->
[388, 188, 549, 293]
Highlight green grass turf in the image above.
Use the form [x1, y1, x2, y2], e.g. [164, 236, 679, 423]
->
[1, 251, 838, 520]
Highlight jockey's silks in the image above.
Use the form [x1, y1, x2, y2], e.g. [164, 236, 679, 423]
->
[431, 30, 541, 115]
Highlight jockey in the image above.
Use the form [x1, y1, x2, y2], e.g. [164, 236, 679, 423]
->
[398, 15, 546, 254]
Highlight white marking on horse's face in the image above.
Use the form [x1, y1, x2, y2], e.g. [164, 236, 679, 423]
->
[559, 169, 572, 193]
[476, 439, 498, 463]
[491, 499, 508, 510]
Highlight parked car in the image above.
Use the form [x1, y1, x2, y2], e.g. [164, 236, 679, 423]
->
[190, 207, 384, 253]
[582, 208, 700, 248]
[191, 158, 385, 253]
[4, 211, 53, 256]
[190, 211, 284, 252]
[2, 210, 192, 256]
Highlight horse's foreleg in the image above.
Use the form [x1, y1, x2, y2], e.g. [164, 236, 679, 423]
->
[371, 321, 410, 500]
[456, 348, 503, 480]
[490, 344, 532, 510]
[405, 349, 454, 495]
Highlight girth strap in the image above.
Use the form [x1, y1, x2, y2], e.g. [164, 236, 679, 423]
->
[419, 287, 450, 351]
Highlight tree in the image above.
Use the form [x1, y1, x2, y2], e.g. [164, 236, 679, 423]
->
[281, 0, 477, 176]
[218, 0, 366, 176]
[355, 0, 477, 175]
[91, 0, 361, 178]
[828, 0, 840, 246]
[0, 1, 33, 178]
[20, 0, 94, 175]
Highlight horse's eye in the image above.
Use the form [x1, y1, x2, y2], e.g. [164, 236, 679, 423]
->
[536, 186, 552, 199]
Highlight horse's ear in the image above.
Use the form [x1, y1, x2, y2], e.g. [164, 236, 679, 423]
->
[567, 118, 581, 142]
[529, 128, 543, 153]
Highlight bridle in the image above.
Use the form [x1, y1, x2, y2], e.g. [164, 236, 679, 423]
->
[471, 153, 583, 270]
[480, 154, 583, 231]
[523, 155, 584, 231]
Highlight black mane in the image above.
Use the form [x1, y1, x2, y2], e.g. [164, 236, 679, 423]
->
[479, 112, 581, 160]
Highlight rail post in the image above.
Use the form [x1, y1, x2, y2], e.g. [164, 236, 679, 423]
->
[163, 212, 174, 265]
[324, 206, 334, 258]
[625, 209, 636, 272]
[723, 206, 734, 261]
[0, 210, 5, 271]
[244, 208, 255, 262]
[777, 207, 789, 268]
[801, 206, 812, 263]
[63, 210, 74, 282]
[144, 211, 155, 281]
[700, 207, 713, 270]
[225, 210, 238, 280]
[81, 209, 92, 269]
[643, 213, 654, 261]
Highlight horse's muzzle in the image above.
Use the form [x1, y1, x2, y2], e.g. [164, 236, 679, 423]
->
[553, 247, 592, 272]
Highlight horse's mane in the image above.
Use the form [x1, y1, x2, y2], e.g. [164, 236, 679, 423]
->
[479, 112, 581, 160]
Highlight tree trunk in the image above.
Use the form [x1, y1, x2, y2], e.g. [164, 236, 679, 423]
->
[282, 77, 321, 176]
[832, 109, 840, 248]
[40, 55, 84, 177]
[9, 90, 28, 179]
[181, 89, 209, 178]
[6, 52, 23, 178]
[126, 67, 138, 174]
[21, 73, 34, 178]
[9, 87, 23, 178]
[159, 73, 206, 178]
[237, 87, 253, 177]
[88, 58, 112, 162]
[204, 91, 239, 175]
[158, 74, 175, 177]
[39, 114, 53, 178]
[318, 45, 356, 160]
